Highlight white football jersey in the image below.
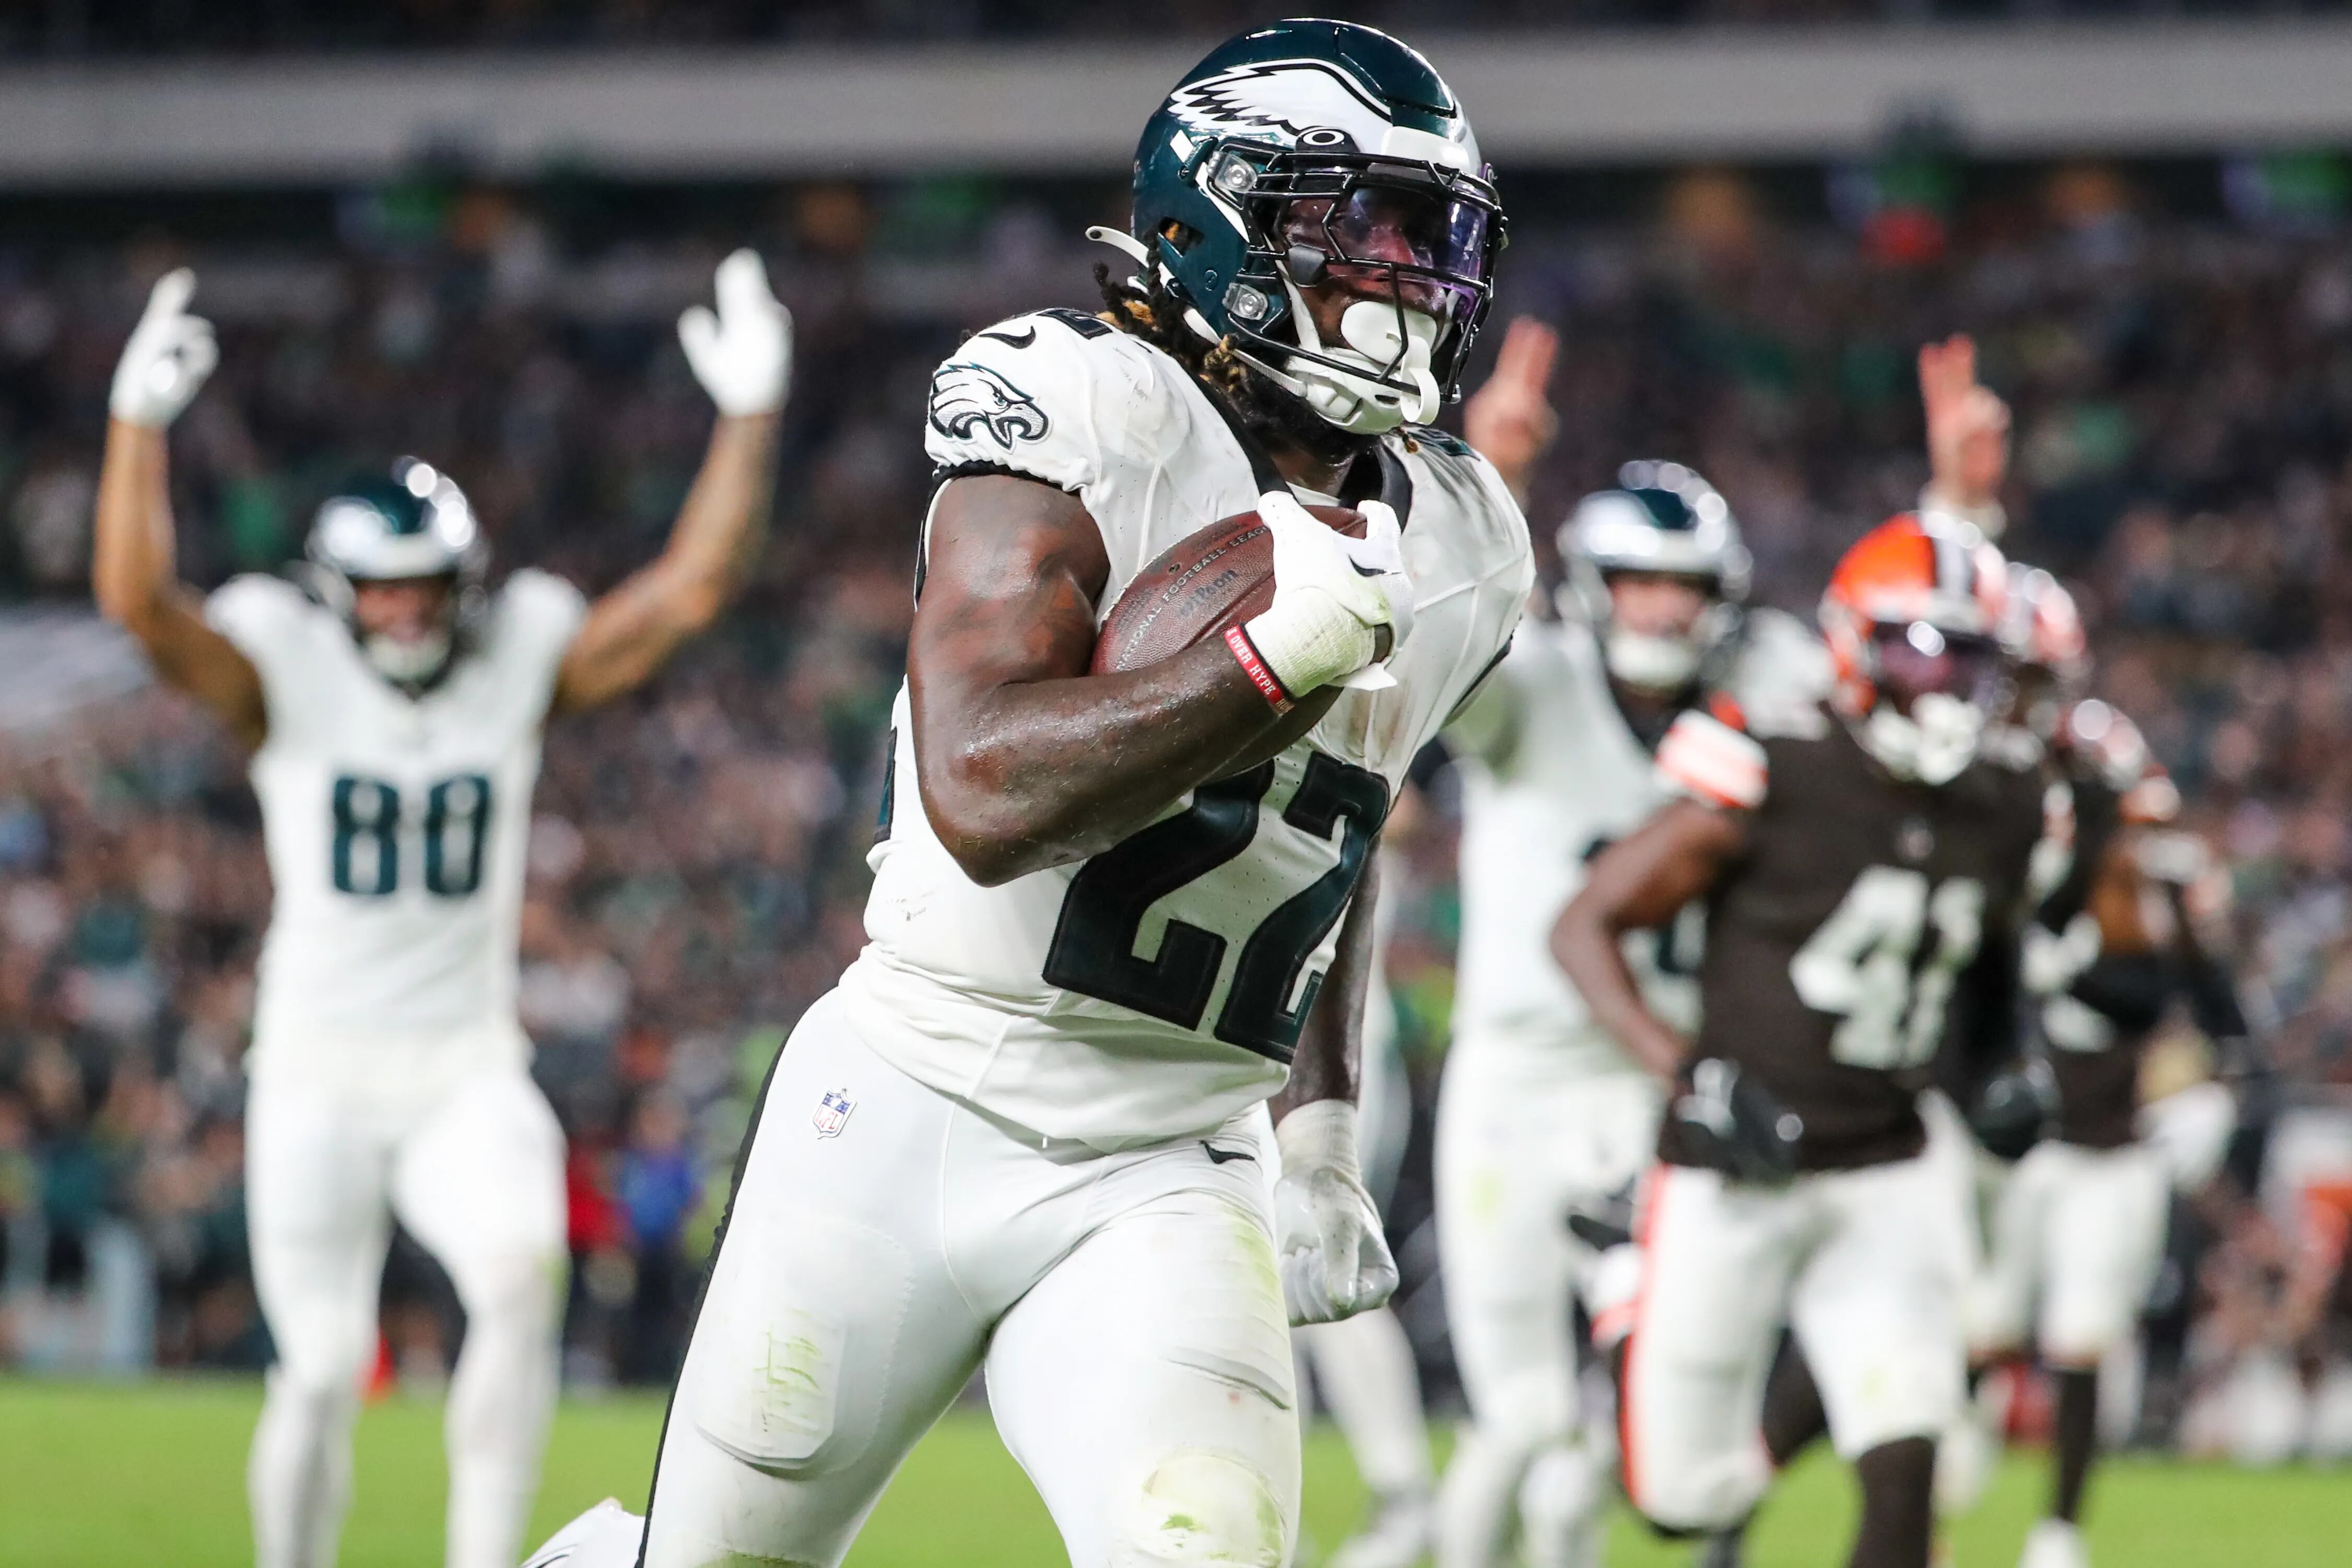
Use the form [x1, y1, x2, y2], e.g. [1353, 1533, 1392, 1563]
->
[1448, 603, 1829, 1077]
[207, 570, 585, 1065]
[839, 308, 1532, 1145]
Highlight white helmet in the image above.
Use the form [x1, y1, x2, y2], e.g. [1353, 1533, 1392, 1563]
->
[299, 457, 487, 688]
[1560, 460, 1751, 693]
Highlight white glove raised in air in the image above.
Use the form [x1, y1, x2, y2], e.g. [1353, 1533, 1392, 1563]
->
[1273, 1099, 1399, 1326]
[678, 248, 794, 417]
[110, 269, 218, 428]
[1240, 492, 1415, 699]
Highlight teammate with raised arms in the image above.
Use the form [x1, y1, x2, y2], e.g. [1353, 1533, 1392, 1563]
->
[95, 251, 791, 1568]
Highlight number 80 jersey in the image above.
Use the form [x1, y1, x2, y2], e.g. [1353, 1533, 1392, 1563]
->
[842, 310, 1532, 1146]
[206, 570, 585, 1069]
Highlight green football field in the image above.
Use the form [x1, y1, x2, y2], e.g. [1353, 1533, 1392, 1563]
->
[2, 1377, 2342, 1566]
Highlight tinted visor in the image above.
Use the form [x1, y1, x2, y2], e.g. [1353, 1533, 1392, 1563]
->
[1871, 622, 2005, 709]
[1262, 163, 1498, 323]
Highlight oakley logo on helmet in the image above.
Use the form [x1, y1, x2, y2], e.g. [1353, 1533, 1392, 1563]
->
[928, 361, 1049, 447]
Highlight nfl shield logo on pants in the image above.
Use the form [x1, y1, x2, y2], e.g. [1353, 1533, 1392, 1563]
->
[813, 1088, 854, 1138]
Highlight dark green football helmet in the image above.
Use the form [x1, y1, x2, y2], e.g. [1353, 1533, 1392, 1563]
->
[1109, 19, 1506, 436]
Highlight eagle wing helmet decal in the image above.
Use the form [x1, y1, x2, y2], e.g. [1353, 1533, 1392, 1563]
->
[1163, 57, 1396, 146]
[928, 361, 1050, 446]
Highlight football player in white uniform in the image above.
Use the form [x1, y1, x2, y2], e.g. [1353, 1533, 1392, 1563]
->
[92, 251, 792, 1568]
[524, 21, 1531, 1568]
[1291, 318, 1561, 1568]
[1436, 452, 1828, 1568]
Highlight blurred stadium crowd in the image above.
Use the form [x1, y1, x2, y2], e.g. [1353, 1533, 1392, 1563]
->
[1, 162, 2349, 1451]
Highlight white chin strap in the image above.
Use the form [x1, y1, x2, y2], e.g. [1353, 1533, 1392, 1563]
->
[1603, 629, 1702, 692]
[1281, 284, 1442, 435]
[365, 629, 452, 685]
[1861, 692, 1983, 785]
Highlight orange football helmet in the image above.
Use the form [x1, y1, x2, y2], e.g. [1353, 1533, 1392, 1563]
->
[1819, 513, 2009, 783]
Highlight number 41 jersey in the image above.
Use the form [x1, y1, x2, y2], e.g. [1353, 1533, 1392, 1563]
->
[206, 570, 585, 1069]
[843, 309, 1532, 1146]
[1659, 706, 2053, 1171]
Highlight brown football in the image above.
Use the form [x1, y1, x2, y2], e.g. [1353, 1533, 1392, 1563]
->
[1091, 503, 1366, 675]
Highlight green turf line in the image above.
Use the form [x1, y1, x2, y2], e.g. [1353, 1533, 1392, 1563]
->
[2, 1377, 2342, 1567]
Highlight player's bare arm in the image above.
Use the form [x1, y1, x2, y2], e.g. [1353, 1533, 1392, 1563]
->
[908, 473, 1328, 888]
[1918, 333, 2010, 526]
[1275, 850, 1382, 1119]
[1461, 315, 1559, 504]
[1552, 797, 1748, 1080]
[93, 270, 266, 749]
[552, 413, 780, 712]
[1269, 852, 1397, 1325]
[555, 250, 791, 713]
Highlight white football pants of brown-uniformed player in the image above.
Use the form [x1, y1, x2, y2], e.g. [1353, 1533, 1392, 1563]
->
[1434, 1051, 1662, 1568]
[1618, 1151, 1970, 1532]
[1970, 1138, 2168, 1369]
[637, 989, 1301, 1568]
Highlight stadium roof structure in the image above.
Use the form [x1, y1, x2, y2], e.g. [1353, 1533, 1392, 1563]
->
[7, 22, 2352, 186]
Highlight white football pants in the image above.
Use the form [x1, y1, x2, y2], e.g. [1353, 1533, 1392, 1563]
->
[1971, 1139, 2167, 1367]
[641, 990, 1300, 1568]
[1433, 1048, 1661, 1568]
[245, 1060, 566, 1568]
[1620, 1153, 1968, 1534]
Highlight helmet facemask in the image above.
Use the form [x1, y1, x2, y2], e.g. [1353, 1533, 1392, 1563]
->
[1583, 570, 1735, 693]
[1855, 620, 2008, 785]
[1560, 465, 1751, 694]
[301, 457, 488, 692]
[1190, 142, 1503, 435]
[356, 582, 461, 685]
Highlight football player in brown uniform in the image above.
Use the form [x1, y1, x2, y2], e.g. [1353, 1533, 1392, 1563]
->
[1962, 569, 2250, 1568]
[1553, 514, 2052, 1568]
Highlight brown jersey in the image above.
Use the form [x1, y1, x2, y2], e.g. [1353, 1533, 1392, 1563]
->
[2037, 768, 2162, 1149]
[1662, 711, 2051, 1171]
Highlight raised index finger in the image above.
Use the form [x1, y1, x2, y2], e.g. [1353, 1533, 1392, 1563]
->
[142, 267, 197, 327]
[1918, 333, 1977, 408]
[1495, 316, 1559, 395]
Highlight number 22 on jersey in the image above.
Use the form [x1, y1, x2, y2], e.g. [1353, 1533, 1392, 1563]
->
[1789, 865, 1985, 1070]
[330, 773, 495, 898]
[1042, 751, 1389, 1063]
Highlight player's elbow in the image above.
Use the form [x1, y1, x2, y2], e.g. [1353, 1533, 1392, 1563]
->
[933, 816, 1050, 889]
[918, 754, 1055, 888]
[665, 572, 734, 636]
[93, 573, 169, 647]
[1549, 890, 1614, 982]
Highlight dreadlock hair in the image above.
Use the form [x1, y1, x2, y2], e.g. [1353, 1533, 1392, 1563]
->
[1093, 263, 1251, 393]
[1092, 262, 1369, 473]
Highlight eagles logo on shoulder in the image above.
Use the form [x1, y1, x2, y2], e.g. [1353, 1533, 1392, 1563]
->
[928, 361, 1049, 447]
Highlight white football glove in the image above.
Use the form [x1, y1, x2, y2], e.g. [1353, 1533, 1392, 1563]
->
[110, 269, 218, 428]
[1240, 492, 1415, 698]
[1273, 1099, 1399, 1326]
[678, 248, 794, 417]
